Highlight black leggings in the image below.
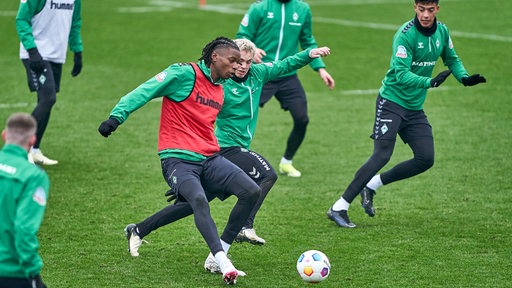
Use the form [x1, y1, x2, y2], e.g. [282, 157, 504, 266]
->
[342, 136, 434, 203]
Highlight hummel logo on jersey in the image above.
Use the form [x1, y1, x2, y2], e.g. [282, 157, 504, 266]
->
[267, 12, 274, 19]
[418, 42, 424, 49]
[51, 0, 74, 10]
[195, 92, 222, 110]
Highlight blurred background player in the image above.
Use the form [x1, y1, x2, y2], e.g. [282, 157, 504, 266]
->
[16, 0, 83, 165]
[327, 0, 486, 228]
[236, 0, 335, 177]
[98, 37, 260, 285]
[0, 113, 49, 288]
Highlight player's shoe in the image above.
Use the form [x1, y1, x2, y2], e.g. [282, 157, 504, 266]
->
[360, 186, 376, 217]
[124, 224, 147, 257]
[327, 207, 356, 228]
[222, 261, 239, 285]
[27, 152, 35, 164]
[31, 150, 58, 165]
[278, 163, 301, 177]
[234, 228, 265, 245]
[204, 253, 222, 274]
[204, 253, 246, 276]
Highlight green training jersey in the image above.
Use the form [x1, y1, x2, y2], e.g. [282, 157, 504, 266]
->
[236, 0, 325, 77]
[0, 144, 49, 279]
[380, 18, 469, 110]
[108, 60, 225, 162]
[216, 49, 314, 149]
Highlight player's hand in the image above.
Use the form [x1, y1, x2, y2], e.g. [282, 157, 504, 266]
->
[462, 74, 486, 86]
[318, 68, 335, 90]
[253, 48, 266, 63]
[71, 52, 82, 77]
[98, 118, 120, 137]
[27, 48, 45, 74]
[165, 189, 177, 203]
[309, 47, 330, 58]
[430, 70, 452, 88]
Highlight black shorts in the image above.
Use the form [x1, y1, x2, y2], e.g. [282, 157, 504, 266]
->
[22, 59, 63, 93]
[259, 74, 306, 110]
[219, 146, 276, 182]
[371, 95, 432, 143]
[161, 154, 246, 201]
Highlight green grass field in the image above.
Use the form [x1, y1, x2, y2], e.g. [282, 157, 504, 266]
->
[1, 0, 511, 287]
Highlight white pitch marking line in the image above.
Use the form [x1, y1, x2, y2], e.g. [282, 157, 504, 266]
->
[0, 102, 30, 109]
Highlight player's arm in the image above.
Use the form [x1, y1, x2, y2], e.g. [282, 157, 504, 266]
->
[14, 171, 49, 278]
[441, 28, 486, 86]
[68, 0, 83, 53]
[298, 7, 325, 72]
[236, 4, 266, 63]
[393, 35, 432, 88]
[15, 0, 44, 50]
[262, 47, 330, 82]
[109, 65, 187, 124]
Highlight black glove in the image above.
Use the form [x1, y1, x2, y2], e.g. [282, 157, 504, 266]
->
[430, 70, 452, 88]
[462, 74, 486, 86]
[98, 118, 120, 137]
[165, 189, 177, 203]
[71, 52, 82, 77]
[31, 275, 47, 288]
[28, 48, 45, 74]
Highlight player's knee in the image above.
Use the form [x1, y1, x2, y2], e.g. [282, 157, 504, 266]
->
[293, 115, 309, 128]
[417, 155, 434, 171]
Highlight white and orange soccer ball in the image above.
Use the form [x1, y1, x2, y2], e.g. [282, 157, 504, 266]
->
[296, 250, 331, 283]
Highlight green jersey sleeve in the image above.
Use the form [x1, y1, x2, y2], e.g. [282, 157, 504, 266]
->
[109, 64, 194, 124]
[439, 26, 468, 82]
[298, 6, 325, 71]
[68, 0, 83, 53]
[14, 169, 49, 278]
[255, 49, 314, 82]
[15, 0, 44, 50]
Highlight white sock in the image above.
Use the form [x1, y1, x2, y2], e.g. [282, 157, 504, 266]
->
[221, 239, 231, 254]
[31, 147, 40, 154]
[332, 197, 350, 211]
[366, 175, 383, 191]
[280, 157, 292, 164]
[214, 251, 232, 273]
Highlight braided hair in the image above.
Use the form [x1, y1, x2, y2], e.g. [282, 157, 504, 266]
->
[199, 36, 239, 66]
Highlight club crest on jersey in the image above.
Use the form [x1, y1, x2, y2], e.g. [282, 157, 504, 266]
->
[380, 124, 389, 135]
[155, 71, 167, 82]
[293, 12, 299, 22]
[436, 39, 440, 48]
[33, 187, 47, 206]
[241, 14, 249, 27]
[396, 45, 407, 58]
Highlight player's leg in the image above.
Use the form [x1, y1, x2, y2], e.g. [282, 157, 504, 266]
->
[380, 118, 434, 185]
[21, 60, 60, 165]
[220, 147, 277, 244]
[274, 75, 308, 177]
[328, 96, 402, 227]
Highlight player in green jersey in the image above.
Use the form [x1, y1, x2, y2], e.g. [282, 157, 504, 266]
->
[0, 113, 49, 288]
[16, 0, 83, 165]
[327, 0, 486, 228]
[236, 0, 335, 178]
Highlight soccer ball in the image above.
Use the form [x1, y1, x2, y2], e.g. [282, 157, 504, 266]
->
[296, 250, 330, 283]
